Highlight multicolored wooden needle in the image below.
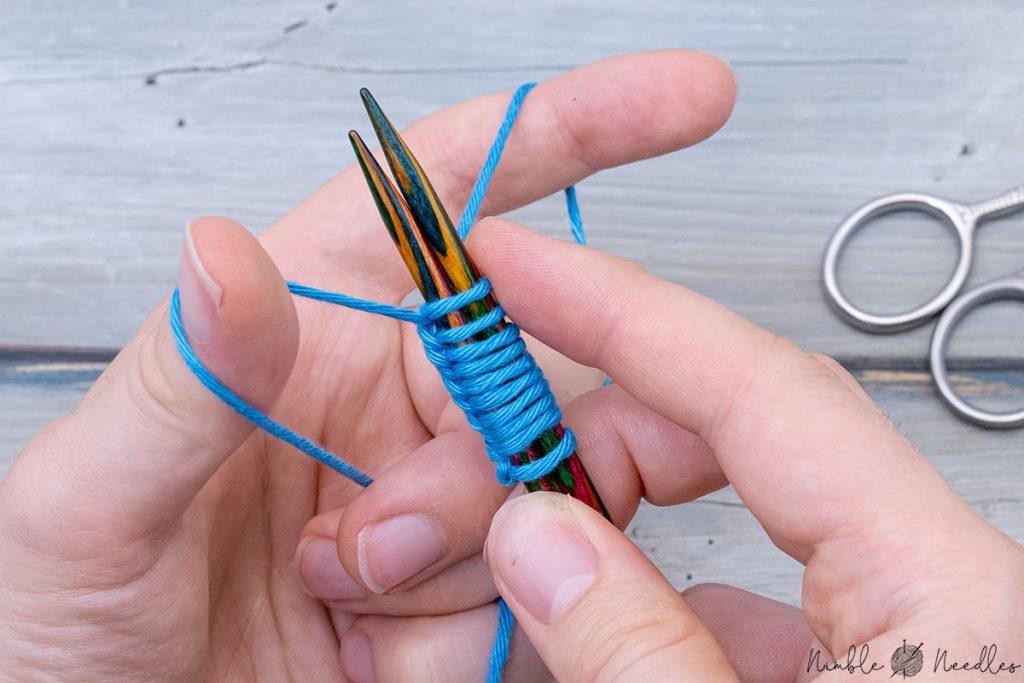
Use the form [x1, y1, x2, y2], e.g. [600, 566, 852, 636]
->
[350, 88, 608, 518]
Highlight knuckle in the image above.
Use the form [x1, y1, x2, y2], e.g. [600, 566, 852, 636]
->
[575, 258, 652, 368]
[127, 326, 203, 444]
[810, 352, 852, 381]
[681, 581, 733, 602]
[706, 323, 790, 439]
[809, 351, 840, 370]
[574, 596, 702, 682]
[543, 95, 601, 175]
[583, 611, 702, 682]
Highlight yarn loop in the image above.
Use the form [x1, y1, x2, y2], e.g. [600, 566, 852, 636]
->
[417, 276, 575, 486]
[170, 82, 584, 682]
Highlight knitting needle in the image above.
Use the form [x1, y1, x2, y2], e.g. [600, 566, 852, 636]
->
[350, 89, 608, 518]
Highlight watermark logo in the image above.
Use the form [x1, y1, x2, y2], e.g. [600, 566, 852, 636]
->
[808, 643, 1020, 677]
[890, 641, 924, 678]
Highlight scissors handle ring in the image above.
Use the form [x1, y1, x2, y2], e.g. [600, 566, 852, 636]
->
[929, 274, 1024, 429]
[822, 193, 975, 333]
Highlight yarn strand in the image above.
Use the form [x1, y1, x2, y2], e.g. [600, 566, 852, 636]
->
[170, 82, 585, 682]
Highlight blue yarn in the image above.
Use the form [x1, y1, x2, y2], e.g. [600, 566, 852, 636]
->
[565, 185, 585, 245]
[285, 281, 422, 324]
[457, 83, 535, 239]
[416, 277, 573, 486]
[487, 599, 516, 683]
[169, 289, 375, 488]
[169, 82, 586, 682]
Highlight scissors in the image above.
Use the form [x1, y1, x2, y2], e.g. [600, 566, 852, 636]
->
[821, 184, 1024, 428]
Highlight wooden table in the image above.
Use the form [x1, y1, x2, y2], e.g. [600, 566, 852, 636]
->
[2, 1, 1022, 606]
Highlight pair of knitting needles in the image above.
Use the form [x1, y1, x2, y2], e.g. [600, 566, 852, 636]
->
[350, 89, 608, 518]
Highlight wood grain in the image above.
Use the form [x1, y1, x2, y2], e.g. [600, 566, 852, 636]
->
[2, 0, 1023, 608]
[2, 1, 1023, 358]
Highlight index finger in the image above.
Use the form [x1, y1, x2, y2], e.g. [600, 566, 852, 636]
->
[471, 219, 960, 554]
[264, 50, 736, 287]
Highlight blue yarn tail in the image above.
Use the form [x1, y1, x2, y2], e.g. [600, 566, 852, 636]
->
[169, 289, 374, 487]
[487, 600, 516, 683]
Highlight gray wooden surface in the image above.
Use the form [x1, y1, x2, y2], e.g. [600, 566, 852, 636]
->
[2, 1, 1023, 608]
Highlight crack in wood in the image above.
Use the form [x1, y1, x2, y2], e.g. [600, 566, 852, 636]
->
[0, 346, 117, 363]
[1, 60, 577, 87]
[694, 499, 747, 509]
[837, 356, 1024, 372]
[2, 56, 909, 88]
[142, 59, 269, 85]
[1, 346, 1021, 396]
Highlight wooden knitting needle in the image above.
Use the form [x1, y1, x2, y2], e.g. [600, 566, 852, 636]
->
[350, 88, 608, 518]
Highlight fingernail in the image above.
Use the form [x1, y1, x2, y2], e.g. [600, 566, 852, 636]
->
[483, 484, 526, 565]
[177, 222, 222, 346]
[489, 493, 598, 625]
[357, 514, 446, 594]
[342, 627, 375, 683]
[296, 537, 367, 601]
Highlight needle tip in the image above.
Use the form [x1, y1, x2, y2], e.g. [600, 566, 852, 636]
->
[359, 88, 387, 127]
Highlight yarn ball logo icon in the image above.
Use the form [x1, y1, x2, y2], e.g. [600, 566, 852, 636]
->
[890, 641, 924, 678]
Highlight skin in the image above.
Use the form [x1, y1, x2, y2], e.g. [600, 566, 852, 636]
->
[0, 49, 1021, 682]
[475, 222, 1024, 681]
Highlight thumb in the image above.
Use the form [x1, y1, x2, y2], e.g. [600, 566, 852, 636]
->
[485, 492, 738, 682]
[4, 216, 299, 547]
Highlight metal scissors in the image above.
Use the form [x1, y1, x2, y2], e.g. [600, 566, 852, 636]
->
[822, 184, 1024, 428]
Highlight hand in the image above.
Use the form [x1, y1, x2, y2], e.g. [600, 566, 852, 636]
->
[0, 51, 736, 681]
[471, 221, 1024, 681]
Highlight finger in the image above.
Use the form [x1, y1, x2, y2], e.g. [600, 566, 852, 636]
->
[264, 49, 736, 287]
[422, 49, 736, 217]
[566, 383, 723, 508]
[339, 604, 549, 683]
[4, 217, 299, 550]
[810, 352, 876, 408]
[390, 50, 735, 427]
[312, 548, 501, 618]
[328, 582, 813, 682]
[341, 430, 505, 596]
[683, 583, 815, 682]
[298, 384, 722, 611]
[471, 219, 963, 555]
[487, 491, 736, 682]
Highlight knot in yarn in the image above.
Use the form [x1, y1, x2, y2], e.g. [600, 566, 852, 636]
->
[416, 277, 575, 486]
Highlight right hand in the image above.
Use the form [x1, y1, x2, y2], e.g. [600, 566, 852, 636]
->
[472, 219, 1024, 680]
